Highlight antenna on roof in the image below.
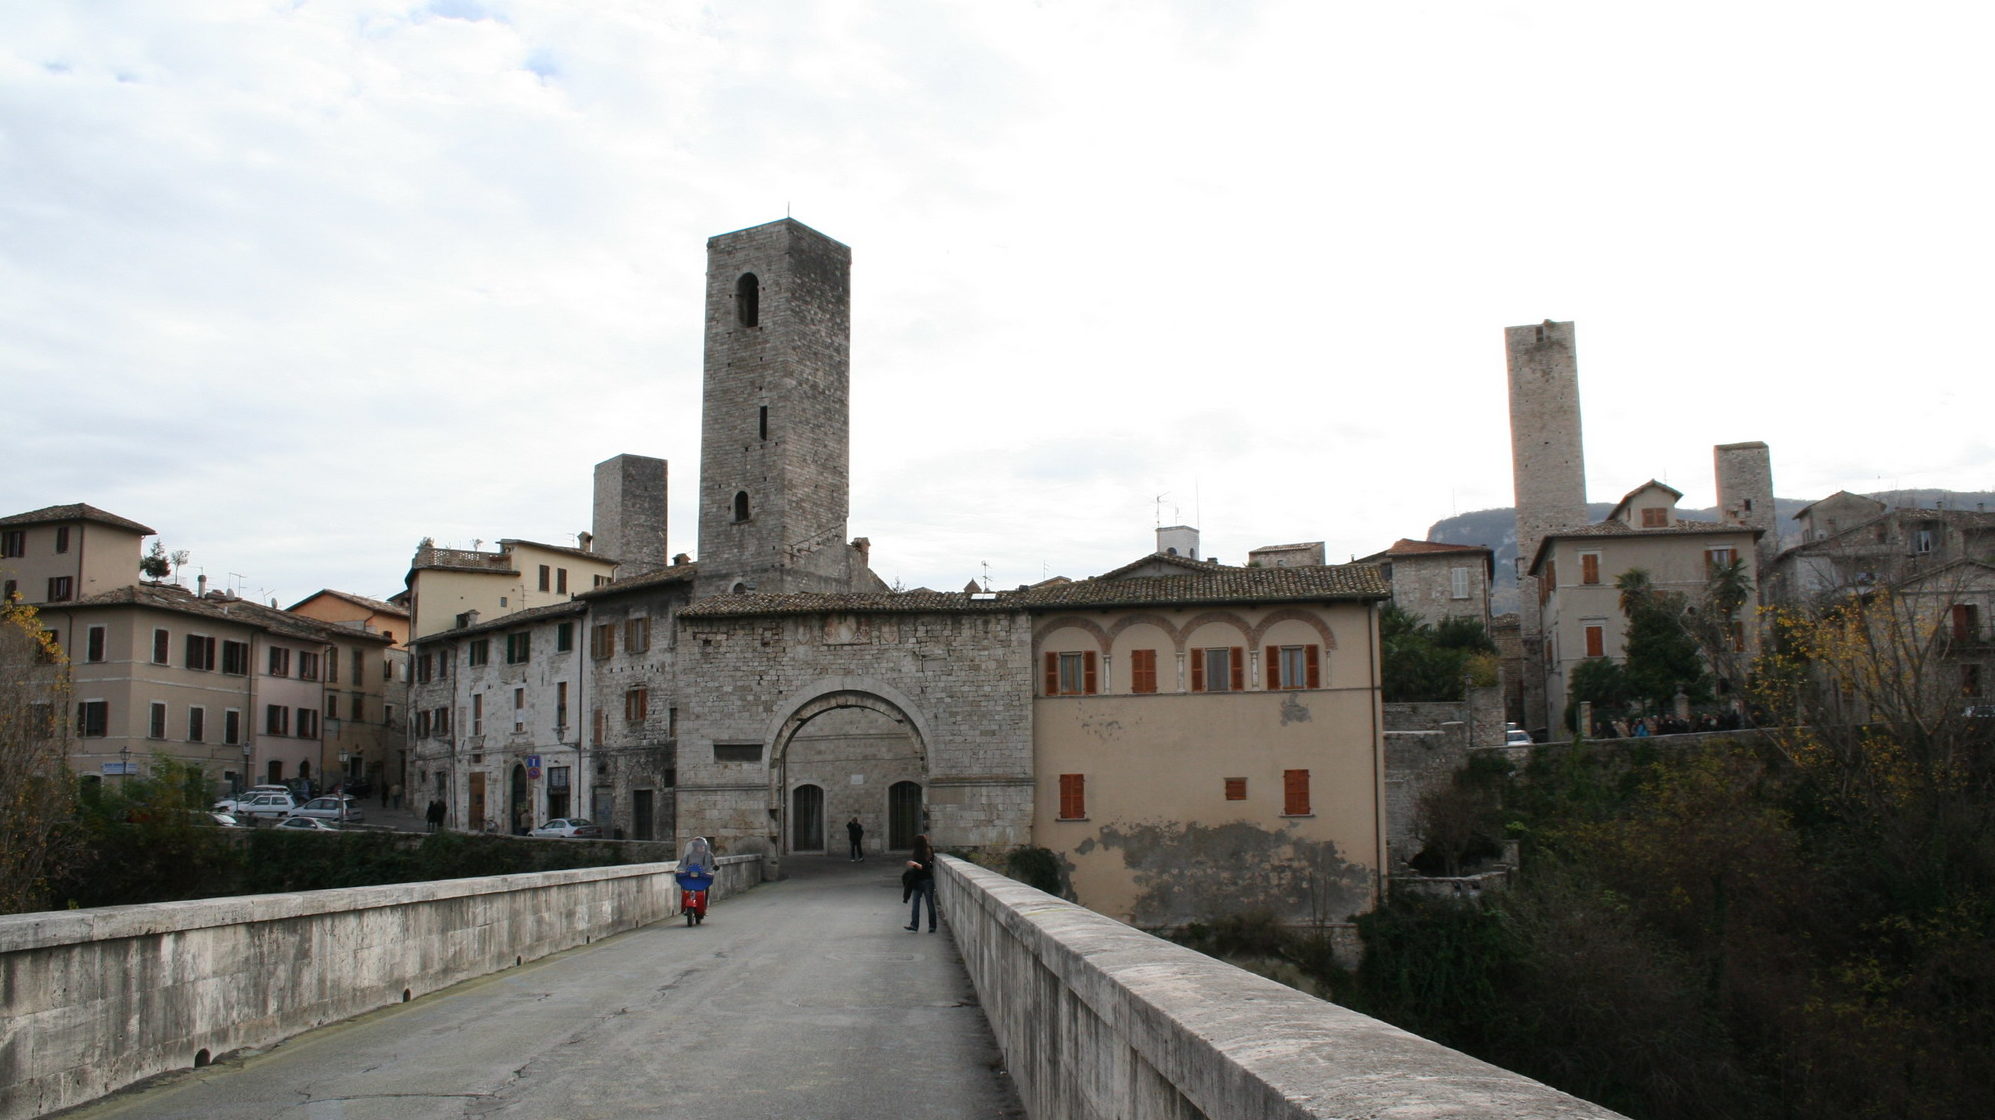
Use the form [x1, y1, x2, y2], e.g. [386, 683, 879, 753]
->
[1154, 493, 1169, 528]
[982, 561, 992, 591]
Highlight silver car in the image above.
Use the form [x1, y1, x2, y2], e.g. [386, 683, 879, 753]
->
[231, 791, 299, 821]
[289, 795, 365, 823]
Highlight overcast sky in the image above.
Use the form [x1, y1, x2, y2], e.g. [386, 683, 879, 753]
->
[5, 1, 1990, 605]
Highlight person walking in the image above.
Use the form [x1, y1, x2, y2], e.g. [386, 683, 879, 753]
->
[903, 834, 936, 933]
[426, 798, 445, 833]
[847, 817, 865, 861]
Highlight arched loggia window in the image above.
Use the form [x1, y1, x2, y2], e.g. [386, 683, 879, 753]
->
[736, 273, 759, 327]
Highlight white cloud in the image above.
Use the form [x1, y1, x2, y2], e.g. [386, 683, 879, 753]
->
[2, 1, 1990, 605]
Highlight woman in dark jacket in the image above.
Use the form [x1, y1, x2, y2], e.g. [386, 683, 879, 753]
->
[903, 834, 936, 933]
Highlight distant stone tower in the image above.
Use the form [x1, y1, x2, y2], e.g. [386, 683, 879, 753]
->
[695, 219, 871, 598]
[1713, 441, 1777, 595]
[1506, 320, 1588, 732]
[593, 453, 668, 575]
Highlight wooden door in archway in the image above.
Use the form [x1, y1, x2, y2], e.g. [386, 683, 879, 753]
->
[888, 780, 922, 851]
[791, 784, 825, 852]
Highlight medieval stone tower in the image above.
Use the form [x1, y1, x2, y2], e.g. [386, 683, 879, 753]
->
[695, 219, 873, 599]
[592, 453, 668, 575]
[1714, 441, 1777, 594]
[1506, 320, 1588, 730]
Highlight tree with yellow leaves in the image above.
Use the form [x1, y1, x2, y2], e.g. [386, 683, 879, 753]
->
[0, 595, 77, 913]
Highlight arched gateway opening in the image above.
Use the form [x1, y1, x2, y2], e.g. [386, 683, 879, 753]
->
[772, 689, 928, 863]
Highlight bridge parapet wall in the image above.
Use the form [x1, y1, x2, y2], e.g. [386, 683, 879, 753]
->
[0, 855, 761, 1120]
[940, 856, 1626, 1120]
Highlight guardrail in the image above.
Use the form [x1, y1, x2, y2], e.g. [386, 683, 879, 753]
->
[939, 855, 1626, 1120]
[0, 855, 760, 1120]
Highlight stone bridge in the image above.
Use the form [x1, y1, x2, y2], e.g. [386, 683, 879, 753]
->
[2, 857, 1625, 1119]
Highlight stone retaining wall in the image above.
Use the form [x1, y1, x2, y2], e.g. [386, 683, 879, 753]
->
[0, 855, 760, 1120]
[940, 855, 1626, 1120]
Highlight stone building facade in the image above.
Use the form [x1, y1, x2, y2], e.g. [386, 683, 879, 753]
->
[1505, 321, 1588, 731]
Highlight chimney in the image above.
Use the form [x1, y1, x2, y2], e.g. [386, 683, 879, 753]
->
[578, 531, 594, 553]
[197, 574, 208, 598]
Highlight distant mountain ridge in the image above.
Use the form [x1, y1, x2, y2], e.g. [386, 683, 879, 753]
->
[1424, 489, 1995, 616]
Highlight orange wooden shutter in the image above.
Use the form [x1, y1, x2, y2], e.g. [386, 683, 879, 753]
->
[1132, 649, 1155, 693]
[1582, 553, 1599, 584]
[1230, 647, 1245, 692]
[1224, 777, 1247, 801]
[1044, 652, 1059, 695]
[1190, 650, 1205, 692]
[1083, 650, 1098, 694]
[1283, 769, 1310, 815]
[1306, 645, 1321, 688]
[1059, 773, 1085, 819]
[1264, 645, 1280, 689]
[1585, 626, 1604, 658]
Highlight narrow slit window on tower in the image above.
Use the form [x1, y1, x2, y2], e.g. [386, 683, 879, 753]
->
[733, 491, 750, 522]
[736, 273, 759, 327]
[759, 405, 768, 440]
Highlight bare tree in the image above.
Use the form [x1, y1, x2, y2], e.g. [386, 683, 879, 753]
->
[0, 598, 76, 913]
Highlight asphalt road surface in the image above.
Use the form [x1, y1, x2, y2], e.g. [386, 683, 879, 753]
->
[61, 857, 1025, 1120]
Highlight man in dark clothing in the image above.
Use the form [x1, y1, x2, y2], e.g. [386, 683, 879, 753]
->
[847, 817, 864, 861]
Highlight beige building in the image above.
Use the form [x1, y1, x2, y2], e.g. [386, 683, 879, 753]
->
[1528, 481, 1761, 725]
[1358, 539, 1494, 631]
[0, 504, 155, 606]
[287, 590, 412, 796]
[404, 539, 620, 641]
[1030, 563, 1389, 926]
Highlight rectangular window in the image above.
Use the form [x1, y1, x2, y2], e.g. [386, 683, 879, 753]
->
[714, 742, 763, 763]
[1057, 773, 1086, 820]
[555, 681, 568, 731]
[1282, 769, 1311, 816]
[3, 579, 14, 601]
[538, 564, 551, 592]
[436, 705, 451, 737]
[221, 640, 249, 675]
[268, 647, 291, 677]
[297, 651, 319, 680]
[625, 687, 649, 722]
[1450, 566, 1472, 599]
[184, 634, 216, 671]
[1267, 645, 1321, 690]
[1641, 507, 1668, 528]
[0, 530, 22, 557]
[297, 707, 319, 739]
[416, 652, 432, 684]
[54, 526, 69, 553]
[1190, 647, 1243, 693]
[1914, 523, 1939, 554]
[471, 694, 483, 736]
[1950, 603, 1980, 642]
[1224, 777, 1247, 801]
[148, 701, 167, 739]
[592, 708, 606, 746]
[668, 706, 679, 737]
[1705, 548, 1737, 578]
[416, 710, 433, 739]
[557, 568, 568, 594]
[47, 576, 73, 602]
[326, 648, 338, 683]
[1130, 648, 1158, 694]
[223, 709, 241, 745]
[265, 704, 290, 736]
[556, 622, 574, 652]
[513, 687, 525, 733]
[1963, 664, 1983, 698]
[153, 628, 170, 664]
[77, 700, 108, 737]
[1580, 552, 1601, 585]
[351, 649, 363, 684]
[1043, 650, 1097, 695]
[626, 617, 651, 654]
[325, 695, 338, 718]
[86, 625, 106, 663]
[1584, 623, 1606, 659]
[506, 632, 532, 664]
[468, 639, 489, 667]
[591, 623, 616, 660]
[350, 694, 365, 721]
[188, 706, 205, 742]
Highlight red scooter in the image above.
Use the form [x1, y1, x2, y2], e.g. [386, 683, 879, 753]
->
[676, 867, 713, 925]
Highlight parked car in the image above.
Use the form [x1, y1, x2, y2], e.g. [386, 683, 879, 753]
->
[1965, 704, 1995, 719]
[229, 791, 299, 822]
[274, 816, 343, 832]
[188, 810, 244, 828]
[1504, 727, 1534, 746]
[213, 784, 290, 814]
[289, 795, 365, 823]
[530, 818, 603, 839]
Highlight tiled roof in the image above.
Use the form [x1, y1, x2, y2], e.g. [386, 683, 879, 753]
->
[412, 598, 588, 642]
[577, 563, 699, 600]
[499, 538, 619, 563]
[1095, 552, 1227, 580]
[1527, 518, 1761, 575]
[288, 589, 410, 617]
[1360, 538, 1493, 560]
[60, 584, 392, 645]
[0, 503, 156, 535]
[679, 563, 1388, 619]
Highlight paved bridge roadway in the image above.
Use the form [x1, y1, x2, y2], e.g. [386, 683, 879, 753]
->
[64, 858, 1025, 1120]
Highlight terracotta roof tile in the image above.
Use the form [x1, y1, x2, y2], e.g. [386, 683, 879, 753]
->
[0, 503, 155, 535]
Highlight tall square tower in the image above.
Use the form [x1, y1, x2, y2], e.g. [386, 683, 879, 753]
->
[696, 219, 860, 598]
